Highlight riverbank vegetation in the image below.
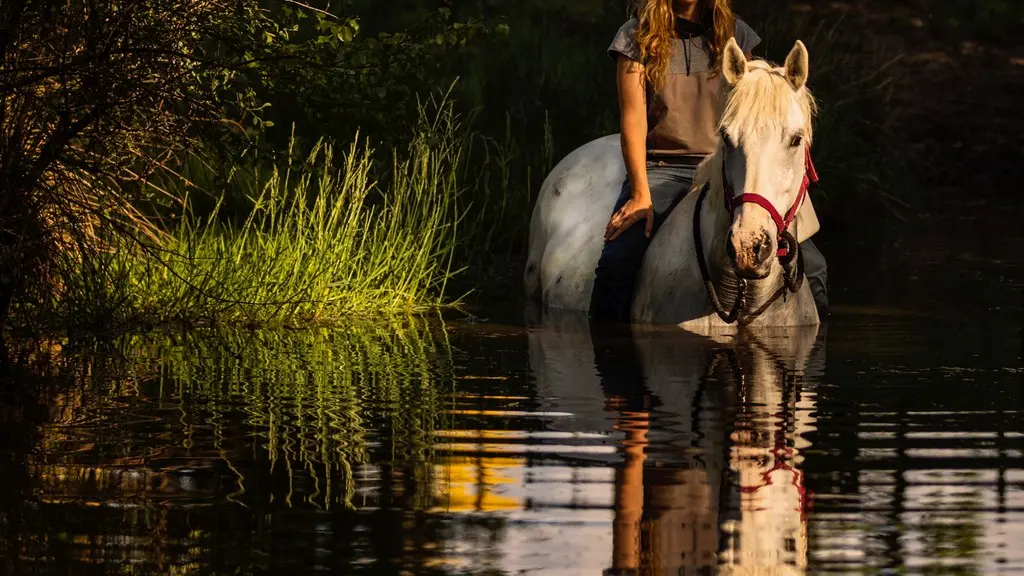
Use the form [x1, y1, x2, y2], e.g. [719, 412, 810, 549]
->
[5, 0, 1006, 333]
[48, 101, 466, 331]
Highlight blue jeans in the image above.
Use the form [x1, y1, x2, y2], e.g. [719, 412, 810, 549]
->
[589, 161, 828, 322]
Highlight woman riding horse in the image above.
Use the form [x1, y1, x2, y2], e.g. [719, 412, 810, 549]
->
[591, 0, 828, 322]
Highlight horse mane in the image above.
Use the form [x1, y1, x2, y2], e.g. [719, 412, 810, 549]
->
[692, 59, 818, 196]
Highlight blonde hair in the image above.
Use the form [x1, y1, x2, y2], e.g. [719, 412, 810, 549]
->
[634, 0, 737, 89]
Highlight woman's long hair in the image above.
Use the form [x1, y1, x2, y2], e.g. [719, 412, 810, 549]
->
[632, 0, 736, 88]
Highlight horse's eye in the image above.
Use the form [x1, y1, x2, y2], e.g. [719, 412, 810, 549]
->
[790, 135, 803, 148]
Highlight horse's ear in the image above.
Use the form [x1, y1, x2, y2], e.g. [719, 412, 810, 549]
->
[784, 40, 809, 90]
[794, 194, 820, 243]
[722, 37, 746, 85]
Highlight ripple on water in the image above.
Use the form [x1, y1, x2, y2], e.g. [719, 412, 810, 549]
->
[0, 314, 1020, 574]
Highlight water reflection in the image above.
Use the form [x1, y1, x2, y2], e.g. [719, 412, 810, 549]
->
[1, 311, 1020, 574]
[1, 323, 460, 573]
[510, 312, 824, 574]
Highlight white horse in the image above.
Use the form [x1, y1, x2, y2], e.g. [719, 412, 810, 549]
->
[525, 38, 822, 330]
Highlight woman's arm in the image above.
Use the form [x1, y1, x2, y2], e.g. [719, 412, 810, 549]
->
[605, 55, 654, 241]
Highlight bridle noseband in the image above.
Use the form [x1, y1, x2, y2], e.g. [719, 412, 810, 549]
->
[692, 146, 819, 325]
[721, 146, 819, 258]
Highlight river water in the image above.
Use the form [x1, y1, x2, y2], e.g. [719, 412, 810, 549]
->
[1, 206, 1021, 574]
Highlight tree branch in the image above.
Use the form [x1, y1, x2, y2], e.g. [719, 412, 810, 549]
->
[0, 0, 28, 68]
[25, 106, 105, 194]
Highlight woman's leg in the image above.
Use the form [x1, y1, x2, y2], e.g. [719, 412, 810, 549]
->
[590, 163, 696, 322]
[589, 181, 643, 322]
[800, 239, 828, 314]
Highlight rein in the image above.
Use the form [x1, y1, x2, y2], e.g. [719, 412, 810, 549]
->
[693, 147, 818, 325]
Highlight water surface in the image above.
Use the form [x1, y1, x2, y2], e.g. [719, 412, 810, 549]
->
[1, 208, 1022, 574]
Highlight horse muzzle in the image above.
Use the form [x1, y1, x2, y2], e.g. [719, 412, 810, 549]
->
[726, 228, 774, 280]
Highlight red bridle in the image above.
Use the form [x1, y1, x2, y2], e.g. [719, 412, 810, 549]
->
[721, 146, 819, 258]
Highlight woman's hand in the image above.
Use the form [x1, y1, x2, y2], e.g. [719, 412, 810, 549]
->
[605, 191, 654, 241]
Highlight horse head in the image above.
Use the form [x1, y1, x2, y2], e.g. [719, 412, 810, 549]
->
[717, 39, 818, 280]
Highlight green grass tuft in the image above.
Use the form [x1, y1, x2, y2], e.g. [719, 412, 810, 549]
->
[51, 97, 468, 330]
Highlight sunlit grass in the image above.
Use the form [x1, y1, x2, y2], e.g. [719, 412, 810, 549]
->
[52, 98, 467, 330]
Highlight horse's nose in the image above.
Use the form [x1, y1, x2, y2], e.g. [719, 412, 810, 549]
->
[752, 229, 773, 265]
[727, 228, 774, 279]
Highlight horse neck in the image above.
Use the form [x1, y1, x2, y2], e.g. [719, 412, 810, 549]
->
[698, 153, 784, 309]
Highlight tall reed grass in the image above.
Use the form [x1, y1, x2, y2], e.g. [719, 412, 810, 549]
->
[459, 109, 555, 261]
[49, 98, 467, 330]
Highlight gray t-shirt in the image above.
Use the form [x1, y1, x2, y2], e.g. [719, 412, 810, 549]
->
[608, 18, 761, 159]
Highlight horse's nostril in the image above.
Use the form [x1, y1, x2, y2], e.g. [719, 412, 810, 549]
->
[755, 230, 773, 263]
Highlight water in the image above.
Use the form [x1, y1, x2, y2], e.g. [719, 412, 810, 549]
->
[1, 209, 1022, 574]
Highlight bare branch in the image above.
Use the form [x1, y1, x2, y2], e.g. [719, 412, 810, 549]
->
[282, 0, 338, 20]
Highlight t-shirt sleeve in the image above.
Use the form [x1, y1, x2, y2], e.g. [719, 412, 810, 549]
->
[608, 18, 642, 62]
[734, 19, 761, 54]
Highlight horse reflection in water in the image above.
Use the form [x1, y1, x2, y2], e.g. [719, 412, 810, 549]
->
[528, 310, 824, 574]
